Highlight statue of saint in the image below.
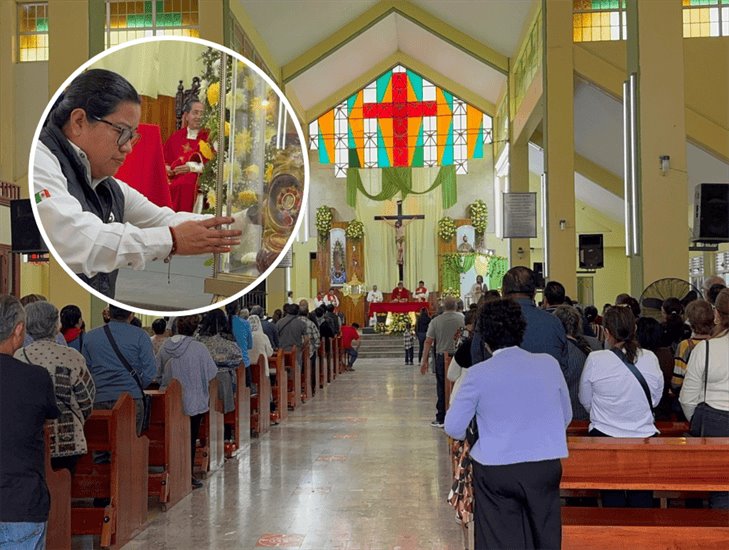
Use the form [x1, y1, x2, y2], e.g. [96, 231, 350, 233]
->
[458, 234, 475, 253]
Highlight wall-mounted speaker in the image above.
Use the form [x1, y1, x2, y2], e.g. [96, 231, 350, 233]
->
[533, 262, 545, 289]
[579, 234, 604, 269]
[692, 183, 729, 243]
[11, 199, 48, 254]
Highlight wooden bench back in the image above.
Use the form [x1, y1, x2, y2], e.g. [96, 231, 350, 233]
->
[563, 436, 729, 491]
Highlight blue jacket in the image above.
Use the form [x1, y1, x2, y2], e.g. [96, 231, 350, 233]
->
[471, 297, 568, 370]
[82, 321, 156, 402]
[231, 316, 253, 367]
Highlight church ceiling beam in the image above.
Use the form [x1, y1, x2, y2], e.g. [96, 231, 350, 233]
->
[281, 0, 509, 85]
[303, 51, 497, 124]
[531, 130, 623, 199]
[228, 0, 282, 84]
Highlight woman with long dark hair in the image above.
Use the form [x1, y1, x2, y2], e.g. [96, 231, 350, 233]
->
[34, 68, 239, 298]
[579, 305, 663, 507]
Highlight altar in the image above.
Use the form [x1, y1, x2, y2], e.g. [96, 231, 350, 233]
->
[368, 302, 428, 315]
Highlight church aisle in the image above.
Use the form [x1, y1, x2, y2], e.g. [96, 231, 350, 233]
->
[124, 358, 462, 549]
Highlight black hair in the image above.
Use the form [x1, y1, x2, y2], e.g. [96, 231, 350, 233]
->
[47, 69, 140, 128]
[176, 315, 200, 337]
[108, 304, 132, 321]
[636, 316, 664, 351]
[478, 298, 526, 351]
[352, 323, 360, 329]
[544, 281, 566, 306]
[130, 317, 142, 328]
[584, 305, 598, 323]
[182, 98, 202, 113]
[200, 309, 228, 337]
[604, 305, 639, 363]
[152, 318, 167, 335]
[615, 294, 641, 318]
[708, 283, 726, 305]
[501, 266, 536, 298]
[60, 304, 82, 331]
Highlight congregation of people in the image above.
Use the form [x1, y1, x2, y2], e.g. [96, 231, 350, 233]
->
[442, 267, 729, 549]
[2, 268, 729, 549]
[0, 290, 359, 548]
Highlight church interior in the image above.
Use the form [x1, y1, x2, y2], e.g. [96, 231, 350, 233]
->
[1, 1, 728, 549]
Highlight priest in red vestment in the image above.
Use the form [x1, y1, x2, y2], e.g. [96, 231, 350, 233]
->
[163, 99, 210, 212]
[391, 281, 411, 302]
[414, 280, 429, 302]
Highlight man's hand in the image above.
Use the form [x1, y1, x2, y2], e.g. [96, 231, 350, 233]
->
[171, 216, 241, 256]
[420, 360, 428, 375]
[173, 164, 191, 175]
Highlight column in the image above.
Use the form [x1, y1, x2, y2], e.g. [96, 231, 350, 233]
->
[626, 0, 689, 292]
[542, 0, 576, 296]
[508, 140, 532, 268]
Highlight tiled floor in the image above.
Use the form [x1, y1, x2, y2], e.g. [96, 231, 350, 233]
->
[122, 358, 463, 549]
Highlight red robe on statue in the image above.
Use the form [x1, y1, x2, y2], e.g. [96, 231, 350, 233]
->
[163, 127, 210, 212]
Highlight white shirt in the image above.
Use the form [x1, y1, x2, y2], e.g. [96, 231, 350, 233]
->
[579, 348, 663, 437]
[367, 290, 383, 303]
[323, 294, 339, 308]
[680, 332, 729, 420]
[34, 139, 204, 278]
[414, 287, 429, 302]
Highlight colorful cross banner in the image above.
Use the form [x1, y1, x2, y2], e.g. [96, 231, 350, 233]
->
[309, 65, 493, 178]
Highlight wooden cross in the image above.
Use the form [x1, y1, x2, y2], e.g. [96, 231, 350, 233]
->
[374, 200, 425, 281]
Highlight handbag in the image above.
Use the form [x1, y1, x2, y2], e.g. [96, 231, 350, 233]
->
[447, 416, 479, 525]
[103, 325, 151, 434]
[689, 340, 711, 437]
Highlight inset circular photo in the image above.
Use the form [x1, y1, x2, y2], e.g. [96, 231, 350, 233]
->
[29, 37, 308, 315]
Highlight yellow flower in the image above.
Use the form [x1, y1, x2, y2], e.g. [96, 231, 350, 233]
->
[265, 125, 276, 143]
[223, 162, 243, 182]
[264, 164, 273, 182]
[234, 128, 253, 157]
[224, 121, 230, 137]
[251, 97, 264, 111]
[225, 89, 247, 111]
[198, 140, 214, 160]
[238, 189, 257, 207]
[207, 191, 216, 209]
[207, 82, 220, 107]
[244, 74, 257, 91]
[244, 164, 260, 178]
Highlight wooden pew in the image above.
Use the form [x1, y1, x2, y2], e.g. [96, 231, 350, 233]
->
[333, 336, 341, 375]
[224, 365, 250, 458]
[71, 393, 148, 549]
[194, 378, 224, 477]
[567, 420, 690, 437]
[145, 379, 191, 511]
[284, 346, 301, 410]
[269, 350, 287, 422]
[301, 342, 312, 402]
[250, 354, 271, 436]
[561, 436, 729, 549]
[46, 425, 72, 550]
[325, 337, 335, 382]
[318, 341, 327, 389]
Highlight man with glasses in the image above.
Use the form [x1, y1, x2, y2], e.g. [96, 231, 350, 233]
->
[163, 99, 210, 212]
[34, 69, 240, 299]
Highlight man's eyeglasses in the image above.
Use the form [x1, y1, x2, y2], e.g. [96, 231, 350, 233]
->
[90, 115, 141, 147]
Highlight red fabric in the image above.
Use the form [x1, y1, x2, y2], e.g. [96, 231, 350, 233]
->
[163, 127, 210, 212]
[115, 123, 172, 209]
[370, 302, 425, 314]
[391, 287, 411, 301]
[341, 325, 360, 350]
[62, 327, 81, 343]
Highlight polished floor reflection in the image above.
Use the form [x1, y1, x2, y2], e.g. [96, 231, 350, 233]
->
[122, 358, 462, 549]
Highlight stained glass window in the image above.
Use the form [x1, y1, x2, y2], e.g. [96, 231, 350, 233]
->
[573, 0, 627, 42]
[105, 0, 199, 49]
[309, 65, 493, 178]
[683, 0, 729, 37]
[17, 2, 49, 62]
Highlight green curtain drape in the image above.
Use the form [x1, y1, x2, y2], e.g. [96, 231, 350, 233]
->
[355, 167, 442, 292]
[442, 253, 507, 294]
[347, 165, 457, 209]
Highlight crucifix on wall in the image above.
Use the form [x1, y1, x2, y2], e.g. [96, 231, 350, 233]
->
[374, 200, 425, 281]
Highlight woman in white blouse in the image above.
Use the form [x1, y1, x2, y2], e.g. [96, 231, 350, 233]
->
[578, 304, 663, 507]
[680, 290, 729, 509]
